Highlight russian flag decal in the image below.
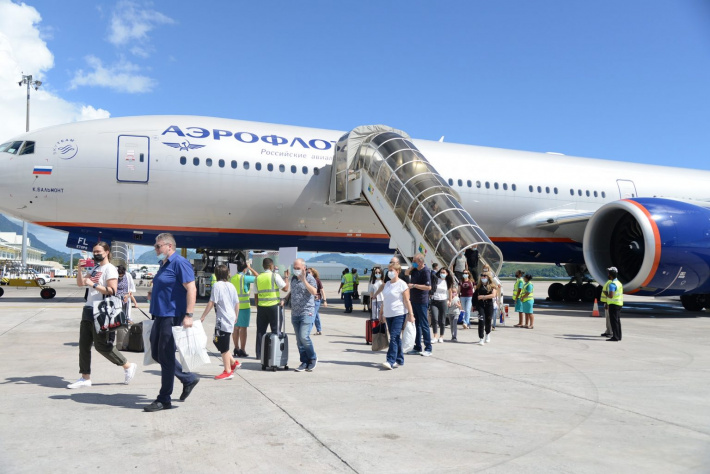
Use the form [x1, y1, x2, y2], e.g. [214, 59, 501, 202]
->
[33, 166, 53, 175]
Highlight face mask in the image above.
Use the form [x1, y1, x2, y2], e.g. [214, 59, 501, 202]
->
[387, 271, 396, 279]
[463, 274, 469, 279]
[481, 278, 488, 284]
[375, 273, 382, 279]
[93, 254, 104, 264]
[411, 262, 419, 269]
[157, 253, 166, 261]
[440, 273, 447, 277]
[293, 269, 302, 277]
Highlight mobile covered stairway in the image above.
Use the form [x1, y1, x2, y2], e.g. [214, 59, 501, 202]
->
[329, 125, 503, 275]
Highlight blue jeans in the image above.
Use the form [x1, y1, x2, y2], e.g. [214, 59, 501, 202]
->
[460, 297, 473, 325]
[412, 303, 432, 352]
[386, 315, 406, 366]
[344, 292, 353, 311]
[291, 312, 317, 364]
[150, 316, 198, 404]
[313, 300, 322, 332]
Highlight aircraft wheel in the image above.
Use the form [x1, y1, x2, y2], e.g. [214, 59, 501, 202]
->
[548, 283, 565, 301]
[0, 287, 4, 297]
[581, 283, 597, 303]
[681, 294, 706, 311]
[48, 288, 57, 299]
[563, 283, 581, 302]
[37, 278, 46, 286]
[40, 288, 52, 299]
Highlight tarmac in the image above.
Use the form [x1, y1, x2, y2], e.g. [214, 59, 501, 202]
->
[0, 278, 709, 473]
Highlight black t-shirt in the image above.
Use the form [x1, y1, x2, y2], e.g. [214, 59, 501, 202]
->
[409, 267, 431, 304]
[465, 248, 479, 270]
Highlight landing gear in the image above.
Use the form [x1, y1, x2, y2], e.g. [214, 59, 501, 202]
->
[563, 283, 581, 302]
[548, 282, 565, 301]
[680, 294, 708, 312]
[580, 283, 597, 303]
[547, 264, 602, 303]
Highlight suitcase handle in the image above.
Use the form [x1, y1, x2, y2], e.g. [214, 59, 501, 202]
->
[136, 308, 152, 320]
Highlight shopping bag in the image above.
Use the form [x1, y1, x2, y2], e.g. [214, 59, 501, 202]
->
[372, 322, 389, 352]
[172, 320, 211, 372]
[401, 321, 416, 353]
[92, 296, 127, 334]
[142, 319, 158, 366]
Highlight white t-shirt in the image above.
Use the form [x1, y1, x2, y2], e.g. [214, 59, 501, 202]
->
[382, 279, 409, 318]
[433, 279, 449, 301]
[369, 280, 384, 302]
[210, 281, 239, 332]
[84, 263, 118, 307]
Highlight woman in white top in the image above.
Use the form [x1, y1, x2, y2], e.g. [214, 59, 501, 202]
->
[373, 262, 415, 370]
[368, 266, 384, 321]
[430, 268, 453, 343]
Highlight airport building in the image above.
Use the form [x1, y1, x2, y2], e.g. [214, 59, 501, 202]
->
[0, 232, 51, 274]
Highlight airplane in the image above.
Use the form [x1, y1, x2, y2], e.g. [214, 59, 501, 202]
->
[1, 115, 709, 311]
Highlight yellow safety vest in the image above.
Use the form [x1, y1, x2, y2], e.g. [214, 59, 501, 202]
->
[605, 279, 624, 306]
[601, 281, 609, 303]
[513, 277, 524, 300]
[342, 273, 353, 292]
[231, 273, 251, 310]
[256, 271, 279, 307]
[521, 282, 534, 302]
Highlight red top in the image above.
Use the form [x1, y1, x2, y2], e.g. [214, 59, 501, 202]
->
[459, 280, 474, 297]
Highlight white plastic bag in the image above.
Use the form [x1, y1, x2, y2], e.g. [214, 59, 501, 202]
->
[402, 321, 416, 353]
[172, 320, 210, 372]
[142, 319, 158, 366]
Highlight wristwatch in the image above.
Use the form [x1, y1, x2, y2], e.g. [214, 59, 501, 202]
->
[93, 283, 98, 289]
[185, 313, 193, 317]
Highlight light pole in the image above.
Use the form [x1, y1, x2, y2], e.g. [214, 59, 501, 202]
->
[18, 74, 42, 269]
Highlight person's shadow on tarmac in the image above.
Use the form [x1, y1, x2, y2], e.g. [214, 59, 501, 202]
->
[49, 392, 154, 409]
[2, 375, 67, 389]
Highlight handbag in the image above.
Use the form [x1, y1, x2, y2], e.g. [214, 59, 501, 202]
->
[172, 320, 211, 372]
[93, 295, 127, 334]
[372, 320, 389, 351]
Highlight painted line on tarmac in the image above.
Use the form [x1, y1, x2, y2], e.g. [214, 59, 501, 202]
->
[0, 308, 47, 337]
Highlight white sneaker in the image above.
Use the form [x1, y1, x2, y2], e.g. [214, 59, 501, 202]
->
[431, 338, 438, 344]
[420, 351, 432, 357]
[381, 362, 393, 370]
[439, 337, 444, 343]
[477, 338, 485, 345]
[124, 363, 137, 384]
[485, 334, 491, 343]
[392, 362, 400, 368]
[67, 377, 92, 389]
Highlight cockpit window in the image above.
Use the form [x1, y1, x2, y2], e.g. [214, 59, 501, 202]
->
[0, 141, 24, 154]
[19, 141, 35, 155]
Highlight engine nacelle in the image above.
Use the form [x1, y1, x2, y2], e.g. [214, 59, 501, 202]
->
[583, 198, 710, 296]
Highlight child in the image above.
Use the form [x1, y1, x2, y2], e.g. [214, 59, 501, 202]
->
[448, 288, 462, 342]
[200, 264, 241, 379]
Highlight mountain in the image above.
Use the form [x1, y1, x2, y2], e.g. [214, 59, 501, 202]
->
[135, 248, 200, 264]
[306, 253, 379, 272]
[0, 214, 70, 262]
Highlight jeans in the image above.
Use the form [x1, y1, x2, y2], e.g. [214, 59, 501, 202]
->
[386, 315, 406, 366]
[344, 292, 353, 311]
[150, 316, 198, 404]
[313, 300, 322, 332]
[478, 301, 493, 339]
[412, 303, 432, 352]
[492, 306, 498, 328]
[460, 297, 473, 325]
[430, 299, 447, 336]
[255, 304, 279, 358]
[292, 312, 317, 364]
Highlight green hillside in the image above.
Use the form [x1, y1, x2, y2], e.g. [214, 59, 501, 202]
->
[307, 253, 379, 272]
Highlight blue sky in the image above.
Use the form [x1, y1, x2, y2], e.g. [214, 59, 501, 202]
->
[1, 0, 709, 253]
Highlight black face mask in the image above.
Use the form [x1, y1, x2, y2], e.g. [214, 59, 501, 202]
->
[93, 254, 105, 263]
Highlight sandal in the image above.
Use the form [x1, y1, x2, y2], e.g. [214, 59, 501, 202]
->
[527, 326, 534, 329]
[514, 324, 523, 327]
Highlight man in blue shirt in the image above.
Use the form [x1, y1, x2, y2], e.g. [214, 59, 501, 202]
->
[405, 253, 433, 357]
[144, 233, 199, 412]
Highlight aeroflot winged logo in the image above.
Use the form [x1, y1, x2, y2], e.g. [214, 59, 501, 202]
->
[162, 140, 206, 152]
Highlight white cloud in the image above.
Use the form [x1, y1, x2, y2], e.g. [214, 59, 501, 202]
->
[108, 0, 174, 54]
[0, 0, 110, 141]
[69, 55, 155, 93]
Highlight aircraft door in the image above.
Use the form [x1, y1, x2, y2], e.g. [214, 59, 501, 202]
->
[117, 135, 150, 183]
[616, 179, 637, 199]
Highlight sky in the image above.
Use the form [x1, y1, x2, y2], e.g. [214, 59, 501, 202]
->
[1, 0, 709, 253]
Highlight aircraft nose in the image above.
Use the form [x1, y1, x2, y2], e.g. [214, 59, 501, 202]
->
[0, 135, 33, 216]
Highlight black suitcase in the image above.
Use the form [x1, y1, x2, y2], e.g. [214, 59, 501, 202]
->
[126, 322, 144, 352]
[261, 306, 289, 371]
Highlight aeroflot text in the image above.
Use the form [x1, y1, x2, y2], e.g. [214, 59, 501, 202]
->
[162, 125, 336, 150]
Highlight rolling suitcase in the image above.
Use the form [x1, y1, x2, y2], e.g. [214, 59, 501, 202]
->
[261, 306, 289, 371]
[366, 319, 380, 345]
[125, 309, 152, 352]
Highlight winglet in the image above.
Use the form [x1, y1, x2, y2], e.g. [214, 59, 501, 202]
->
[439, 136, 445, 142]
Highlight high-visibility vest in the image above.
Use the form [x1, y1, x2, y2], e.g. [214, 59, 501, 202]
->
[256, 271, 279, 307]
[513, 277, 524, 300]
[521, 282, 534, 302]
[601, 281, 609, 303]
[605, 279, 624, 306]
[231, 273, 251, 310]
[210, 273, 216, 287]
[342, 273, 353, 292]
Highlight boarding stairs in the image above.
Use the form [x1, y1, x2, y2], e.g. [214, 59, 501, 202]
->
[329, 125, 503, 275]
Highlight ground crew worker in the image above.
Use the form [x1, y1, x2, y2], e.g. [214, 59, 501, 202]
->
[599, 274, 613, 338]
[338, 268, 354, 313]
[352, 268, 360, 300]
[513, 270, 526, 327]
[520, 274, 535, 329]
[231, 261, 259, 358]
[255, 258, 289, 358]
[603, 267, 623, 341]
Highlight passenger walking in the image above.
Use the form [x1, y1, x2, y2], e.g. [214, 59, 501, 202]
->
[309, 267, 326, 335]
[200, 264, 241, 379]
[289, 259, 319, 371]
[255, 258, 289, 358]
[430, 268, 453, 343]
[68, 242, 137, 389]
[144, 233, 199, 412]
[492, 281, 504, 328]
[374, 261, 415, 370]
[231, 261, 259, 358]
[458, 270, 474, 329]
[453, 252, 467, 283]
[513, 270, 526, 327]
[603, 267, 623, 341]
[368, 266, 384, 320]
[352, 268, 360, 300]
[338, 268, 354, 313]
[520, 274, 535, 329]
[405, 253, 433, 356]
[476, 273, 497, 345]
[448, 288, 462, 342]
[465, 245, 480, 282]
[116, 265, 138, 323]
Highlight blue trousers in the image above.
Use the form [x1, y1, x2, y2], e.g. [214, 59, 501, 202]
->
[412, 303, 432, 352]
[291, 312, 317, 364]
[344, 292, 353, 311]
[313, 300, 322, 332]
[386, 315, 406, 366]
[150, 316, 198, 404]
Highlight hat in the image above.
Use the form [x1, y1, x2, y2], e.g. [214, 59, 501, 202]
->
[607, 266, 618, 273]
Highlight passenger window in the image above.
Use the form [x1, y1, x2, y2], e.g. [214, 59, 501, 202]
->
[244, 161, 250, 170]
[267, 163, 273, 172]
[578, 190, 582, 196]
[503, 183, 508, 191]
[545, 186, 549, 193]
[279, 164, 285, 173]
[206, 158, 212, 167]
[314, 167, 320, 175]
[476, 181, 481, 188]
[570, 189, 574, 196]
[512, 184, 516, 191]
[467, 180, 472, 187]
[586, 190, 590, 197]
[448, 178, 453, 186]
[529, 185, 533, 192]
[180, 156, 186, 165]
[594, 191, 598, 197]
[218, 159, 225, 168]
[302, 166, 308, 174]
[485, 182, 490, 189]
[602, 191, 606, 198]
[291, 165, 296, 173]
[494, 182, 499, 190]
[19, 141, 35, 155]
[256, 162, 261, 171]
[193, 157, 199, 166]
[537, 186, 542, 193]
[457, 179, 463, 187]
[231, 160, 237, 169]
[554, 187, 558, 194]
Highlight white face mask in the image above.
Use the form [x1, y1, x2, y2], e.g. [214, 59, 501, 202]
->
[440, 273, 447, 277]
[481, 278, 488, 284]
[375, 273, 382, 279]
[387, 271, 396, 279]
[293, 269, 302, 277]
[463, 274, 469, 279]
[157, 253, 166, 261]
